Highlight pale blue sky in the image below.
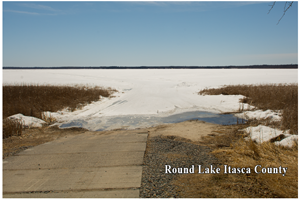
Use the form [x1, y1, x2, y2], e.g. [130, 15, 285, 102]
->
[3, 1, 298, 67]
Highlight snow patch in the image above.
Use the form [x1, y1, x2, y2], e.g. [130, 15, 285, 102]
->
[235, 109, 281, 121]
[275, 135, 298, 148]
[244, 125, 297, 148]
[8, 114, 46, 128]
[43, 111, 63, 119]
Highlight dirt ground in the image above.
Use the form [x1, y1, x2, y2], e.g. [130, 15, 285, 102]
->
[3, 120, 223, 159]
[147, 120, 222, 141]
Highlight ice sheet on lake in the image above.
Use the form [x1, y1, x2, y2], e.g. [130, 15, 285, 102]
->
[4, 69, 297, 147]
[3, 69, 297, 118]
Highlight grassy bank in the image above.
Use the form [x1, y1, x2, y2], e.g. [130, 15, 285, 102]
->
[3, 84, 116, 138]
[173, 83, 298, 198]
[174, 124, 297, 198]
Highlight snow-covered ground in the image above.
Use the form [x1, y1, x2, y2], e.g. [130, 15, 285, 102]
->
[8, 114, 46, 128]
[235, 109, 282, 122]
[244, 125, 298, 147]
[3, 69, 298, 146]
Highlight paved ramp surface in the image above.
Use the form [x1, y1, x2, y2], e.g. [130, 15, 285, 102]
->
[3, 130, 148, 198]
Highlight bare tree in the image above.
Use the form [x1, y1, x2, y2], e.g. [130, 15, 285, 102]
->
[268, 1, 294, 25]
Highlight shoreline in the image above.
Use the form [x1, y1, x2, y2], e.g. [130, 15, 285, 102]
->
[3, 119, 220, 159]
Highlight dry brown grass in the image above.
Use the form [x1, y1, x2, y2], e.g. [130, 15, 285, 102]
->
[171, 84, 298, 198]
[3, 84, 117, 138]
[173, 125, 298, 198]
[3, 118, 23, 139]
[199, 83, 298, 134]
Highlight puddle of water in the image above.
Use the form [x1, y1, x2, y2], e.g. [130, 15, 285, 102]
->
[60, 119, 88, 128]
[162, 111, 245, 125]
[59, 111, 246, 131]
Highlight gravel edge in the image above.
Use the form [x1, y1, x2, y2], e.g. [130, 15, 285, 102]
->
[139, 135, 220, 198]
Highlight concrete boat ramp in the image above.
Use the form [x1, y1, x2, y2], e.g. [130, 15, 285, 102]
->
[3, 130, 148, 198]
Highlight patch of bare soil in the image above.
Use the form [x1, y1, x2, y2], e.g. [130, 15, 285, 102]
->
[147, 120, 221, 142]
[3, 126, 88, 159]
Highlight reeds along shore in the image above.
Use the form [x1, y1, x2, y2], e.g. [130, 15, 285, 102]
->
[199, 83, 298, 135]
[3, 84, 116, 138]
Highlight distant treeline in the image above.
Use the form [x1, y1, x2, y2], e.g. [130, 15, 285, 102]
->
[3, 64, 298, 69]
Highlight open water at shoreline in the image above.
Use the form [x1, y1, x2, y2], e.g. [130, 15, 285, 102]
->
[59, 111, 246, 131]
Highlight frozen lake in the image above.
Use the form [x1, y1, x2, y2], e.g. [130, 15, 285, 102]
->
[3, 69, 298, 130]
